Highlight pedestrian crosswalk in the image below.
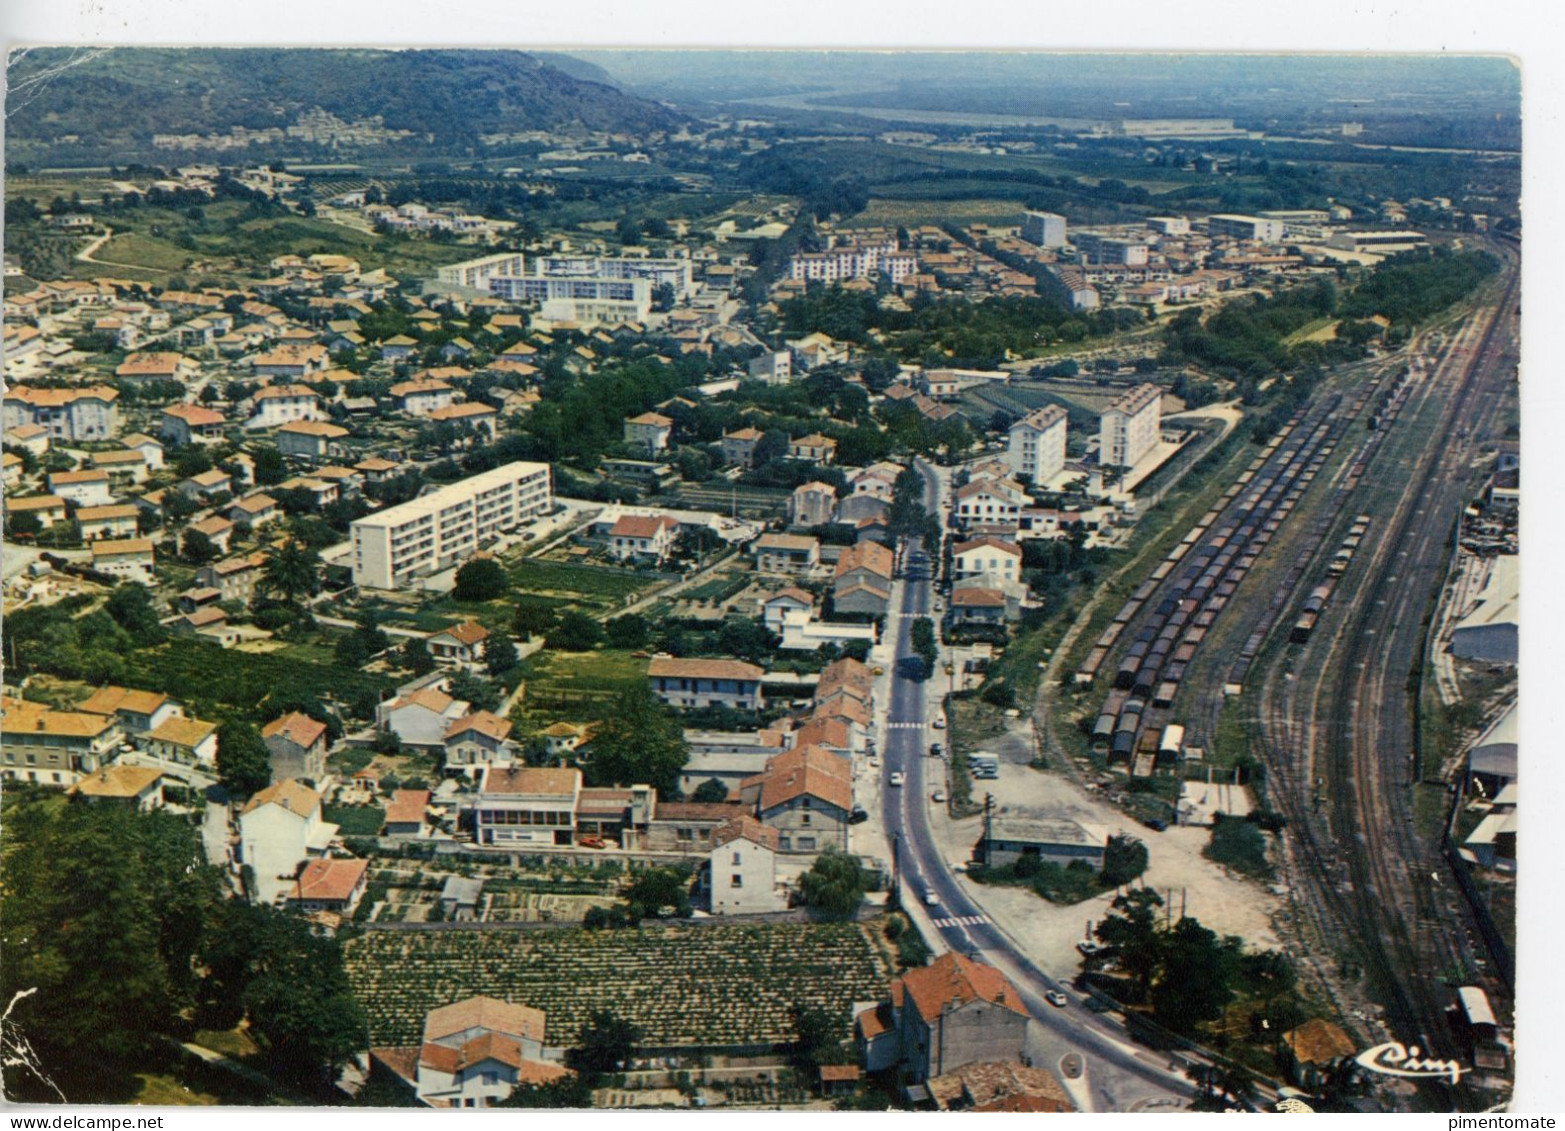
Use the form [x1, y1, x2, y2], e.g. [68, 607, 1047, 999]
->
[931, 915, 987, 929]
[885, 721, 926, 730]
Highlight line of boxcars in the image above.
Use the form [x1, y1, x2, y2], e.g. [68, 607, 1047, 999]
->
[1077, 352, 1419, 769]
[1290, 515, 1372, 642]
[1082, 395, 1346, 766]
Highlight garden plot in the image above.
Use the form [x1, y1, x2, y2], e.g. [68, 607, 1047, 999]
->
[345, 921, 894, 1048]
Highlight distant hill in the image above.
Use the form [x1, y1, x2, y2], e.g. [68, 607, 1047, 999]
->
[5, 47, 682, 163]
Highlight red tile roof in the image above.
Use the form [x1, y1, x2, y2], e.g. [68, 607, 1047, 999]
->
[291, 858, 368, 903]
[894, 953, 1029, 1024]
[261, 710, 328, 750]
[384, 789, 431, 826]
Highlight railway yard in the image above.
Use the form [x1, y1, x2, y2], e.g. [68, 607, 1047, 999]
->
[1047, 240, 1521, 1110]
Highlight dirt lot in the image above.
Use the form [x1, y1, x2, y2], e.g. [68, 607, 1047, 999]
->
[927, 719, 1281, 978]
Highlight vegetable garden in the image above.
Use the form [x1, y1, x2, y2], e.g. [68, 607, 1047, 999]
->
[344, 920, 894, 1048]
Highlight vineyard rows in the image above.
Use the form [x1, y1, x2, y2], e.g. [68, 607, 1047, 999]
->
[345, 920, 894, 1048]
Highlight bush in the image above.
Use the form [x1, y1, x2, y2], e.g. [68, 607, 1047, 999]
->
[1204, 815, 1272, 878]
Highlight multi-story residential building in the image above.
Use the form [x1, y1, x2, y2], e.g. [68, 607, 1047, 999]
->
[740, 744, 853, 855]
[648, 658, 765, 711]
[90, 448, 150, 488]
[747, 350, 792, 385]
[3, 385, 120, 441]
[489, 274, 652, 324]
[1005, 405, 1068, 483]
[402, 996, 569, 1108]
[377, 686, 471, 749]
[195, 552, 266, 605]
[350, 462, 552, 589]
[789, 433, 837, 464]
[114, 351, 199, 386]
[952, 537, 1023, 584]
[787, 241, 917, 285]
[534, 254, 694, 297]
[276, 420, 349, 461]
[622, 411, 674, 454]
[160, 404, 226, 447]
[5, 495, 69, 528]
[720, 426, 764, 469]
[443, 711, 516, 778]
[427, 402, 499, 441]
[953, 479, 1028, 529]
[474, 766, 583, 848]
[251, 343, 329, 380]
[390, 378, 457, 416]
[1207, 214, 1288, 243]
[238, 780, 338, 905]
[144, 715, 219, 767]
[435, 252, 528, 291]
[48, 469, 114, 507]
[77, 685, 179, 736]
[606, 514, 678, 563]
[76, 503, 141, 542]
[90, 537, 156, 584]
[832, 541, 895, 617]
[0, 695, 123, 786]
[1098, 383, 1163, 473]
[753, 533, 821, 575]
[1020, 210, 1068, 248]
[789, 481, 838, 528]
[261, 711, 330, 784]
[247, 384, 321, 429]
[706, 816, 786, 915]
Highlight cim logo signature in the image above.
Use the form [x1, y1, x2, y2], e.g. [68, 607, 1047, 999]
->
[1355, 1041, 1468, 1084]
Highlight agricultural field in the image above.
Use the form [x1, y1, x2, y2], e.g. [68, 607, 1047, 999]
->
[518, 648, 649, 714]
[660, 482, 791, 519]
[506, 554, 666, 611]
[121, 641, 391, 721]
[344, 920, 895, 1049]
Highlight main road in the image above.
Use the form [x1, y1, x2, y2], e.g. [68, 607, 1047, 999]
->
[871, 460, 1195, 1112]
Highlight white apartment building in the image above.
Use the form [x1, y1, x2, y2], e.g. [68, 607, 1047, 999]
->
[787, 242, 917, 285]
[3, 386, 121, 442]
[489, 274, 652, 324]
[1020, 210, 1067, 248]
[1099, 383, 1163, 472]
[435, 252, 527, 290]
[531, 254, 694, 299]
[1207, 214, 1288, 243]
[1006, 405, 1068, 482]
[247, 384, 321, 430]
[350, 462, 552, 589]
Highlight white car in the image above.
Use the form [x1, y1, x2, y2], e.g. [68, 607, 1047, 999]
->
[889, 771, 905, 788]
[950, 861, 967, 873]
[931, 789, 947, 804]
[1046, 990, 1069, 1008]
[932, 717, 946, 730]
[923, 889, 940, 907]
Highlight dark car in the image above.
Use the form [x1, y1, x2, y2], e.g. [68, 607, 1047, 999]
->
[849, 806, 870, 825]
[929, 742, 943, 757]
[1142, 817, 1169, 832]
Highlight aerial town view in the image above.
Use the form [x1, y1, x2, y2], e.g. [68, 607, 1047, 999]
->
[0, 44, 1521, 1115]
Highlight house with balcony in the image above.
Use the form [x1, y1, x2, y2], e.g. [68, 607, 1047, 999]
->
[623, 411, 674, 454]
[443, 711, 516, 778]
[648, 657, 765, 711]
[753, 533, 820, 575]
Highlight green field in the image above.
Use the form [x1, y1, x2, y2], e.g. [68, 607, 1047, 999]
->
[520, 648, 649, 712]
[344, 920, 894, 1048]
[507, 556, 664, 609]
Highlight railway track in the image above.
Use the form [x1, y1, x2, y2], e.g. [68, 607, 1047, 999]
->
[1246, 248, 1519, 1110]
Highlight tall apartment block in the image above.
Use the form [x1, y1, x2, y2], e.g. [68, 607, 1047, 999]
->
[1098, 383, 1163, 472]
[1020, 210, 1068, 248]
[351, 462, 552, 589]
[1006, 405, 1069, 483]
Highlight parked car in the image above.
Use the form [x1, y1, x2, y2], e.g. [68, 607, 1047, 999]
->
[950, 861, 967, 873]
[1142, 817, 1169, 832]
[932, 717, 946, 730]
[923, 889, 940, 907]
[931, 789, 947, 803]
[890, 771, 905, 788]
[929, 742, 943, 757]
[849, 806, 869, 825]
[1046, 991, 1069, 1008]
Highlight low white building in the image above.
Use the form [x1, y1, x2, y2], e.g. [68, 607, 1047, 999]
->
[707, 816, 786, 915]
[377, 685, 472, 749]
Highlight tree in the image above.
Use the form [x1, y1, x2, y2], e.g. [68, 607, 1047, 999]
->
[401, 637, 436, 675]
[335, 621, 391, 668]
[216, 719, 273, 799]
[566, 1009, 642, 1080]
[1095, 887, 1163, 998]
[621, 865, 692, 920]
[605, 613, 649, 650]
[447, 669, 502, 713]
[252, 445, 287, 486]
[789, 1003, 841, 1072]
[1148, 917, 1236, 1035]
[261, 538, 322, 607]
[453, 557, 509, 602]
[1100, 834, 1149, 888]
[513, 603, 557, 641]
[486, 629, 519, 676]
[103, 583, 165, 646]
[181, 527, 217, 565]
[1205, 814, 1272, 878]
[910, 616, 938, 675]
[546, 610, 605, 652]
[581, 689, 688, 795]
[797, 848, 870, 920]
[690, 778, 731, 803]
